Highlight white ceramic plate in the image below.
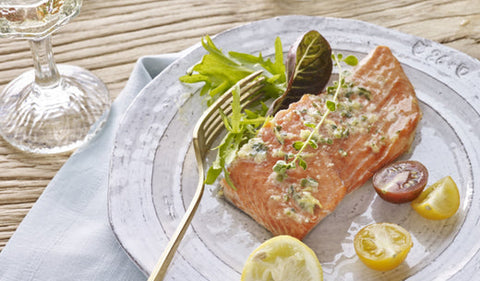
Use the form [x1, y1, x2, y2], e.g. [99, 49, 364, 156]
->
[108, 16, 480, 280]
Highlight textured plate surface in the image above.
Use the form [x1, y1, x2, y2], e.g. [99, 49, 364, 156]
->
[108, 16, 480, 280]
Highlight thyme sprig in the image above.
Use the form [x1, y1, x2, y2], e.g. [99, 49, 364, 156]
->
[273, 53, 358, 180]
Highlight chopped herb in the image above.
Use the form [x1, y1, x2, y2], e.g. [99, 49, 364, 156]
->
[304, 121, 316, 129]
[252, 142, 268, 153]
[273, 160, 289, 175]
[357, 87, 372, 100]
[273, 125, 284, 144]
[333, 126, 349, 139]
[300, 177, 319, 188]
[292, 190, 322, 214]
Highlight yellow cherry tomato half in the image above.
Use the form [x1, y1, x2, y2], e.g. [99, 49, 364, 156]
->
[354, 223, 413, 271]
[411, 176, 460, 220]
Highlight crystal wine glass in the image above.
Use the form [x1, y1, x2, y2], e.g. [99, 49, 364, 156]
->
[0, 0, 110, 154]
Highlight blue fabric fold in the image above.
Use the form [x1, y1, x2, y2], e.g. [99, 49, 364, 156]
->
[0, 53, 180, 281]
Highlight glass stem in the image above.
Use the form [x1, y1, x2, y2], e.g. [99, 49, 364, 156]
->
[29, 35, 61, 88]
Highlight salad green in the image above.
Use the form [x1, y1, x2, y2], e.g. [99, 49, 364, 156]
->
[180, 32, 358, 186]
[180, 35, 286, 106]
[269, 30, 332, 115]
[180, 35, 286, 185]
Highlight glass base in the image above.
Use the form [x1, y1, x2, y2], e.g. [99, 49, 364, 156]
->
[0, 64, 111, 154]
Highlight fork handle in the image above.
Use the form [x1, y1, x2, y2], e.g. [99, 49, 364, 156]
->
[147, 174, 205, 281]
[147, 70, 264, 280]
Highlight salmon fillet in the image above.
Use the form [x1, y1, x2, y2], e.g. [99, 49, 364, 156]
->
[222, 46, 422, 239]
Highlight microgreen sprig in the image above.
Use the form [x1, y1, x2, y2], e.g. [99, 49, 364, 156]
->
[273, 53, 358, 180]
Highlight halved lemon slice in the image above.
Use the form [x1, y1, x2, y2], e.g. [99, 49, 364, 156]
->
[411, 176, 460, 220]
[241, 235, 323, 281]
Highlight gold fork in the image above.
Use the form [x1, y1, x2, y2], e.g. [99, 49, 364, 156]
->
[148, 70, 265, 281]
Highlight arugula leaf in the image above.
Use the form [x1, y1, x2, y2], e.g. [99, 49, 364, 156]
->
[229, 37, 285, 85]
[180, 35, 286, 106]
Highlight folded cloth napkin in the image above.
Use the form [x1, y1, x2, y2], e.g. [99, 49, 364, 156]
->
[0, 53, 182, 281]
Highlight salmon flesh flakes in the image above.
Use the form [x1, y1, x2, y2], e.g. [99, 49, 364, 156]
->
[222, 46, 422, 239]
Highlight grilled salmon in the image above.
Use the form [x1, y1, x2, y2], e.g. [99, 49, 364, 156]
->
[222, 46, 422, 239]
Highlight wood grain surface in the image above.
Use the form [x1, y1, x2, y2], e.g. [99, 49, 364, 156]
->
[0, 0, 478, 251]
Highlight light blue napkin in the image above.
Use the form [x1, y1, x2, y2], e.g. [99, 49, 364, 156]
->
[0, 53, 181, 281]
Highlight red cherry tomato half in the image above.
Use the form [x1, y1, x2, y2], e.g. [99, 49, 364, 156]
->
[372, 160, 428, 204]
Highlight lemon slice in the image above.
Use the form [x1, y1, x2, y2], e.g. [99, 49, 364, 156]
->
[241, 235, 323, 281]
[411, 176, 460, 220]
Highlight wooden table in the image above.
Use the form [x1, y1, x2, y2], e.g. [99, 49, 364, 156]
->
[0, 0, 478, 251]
